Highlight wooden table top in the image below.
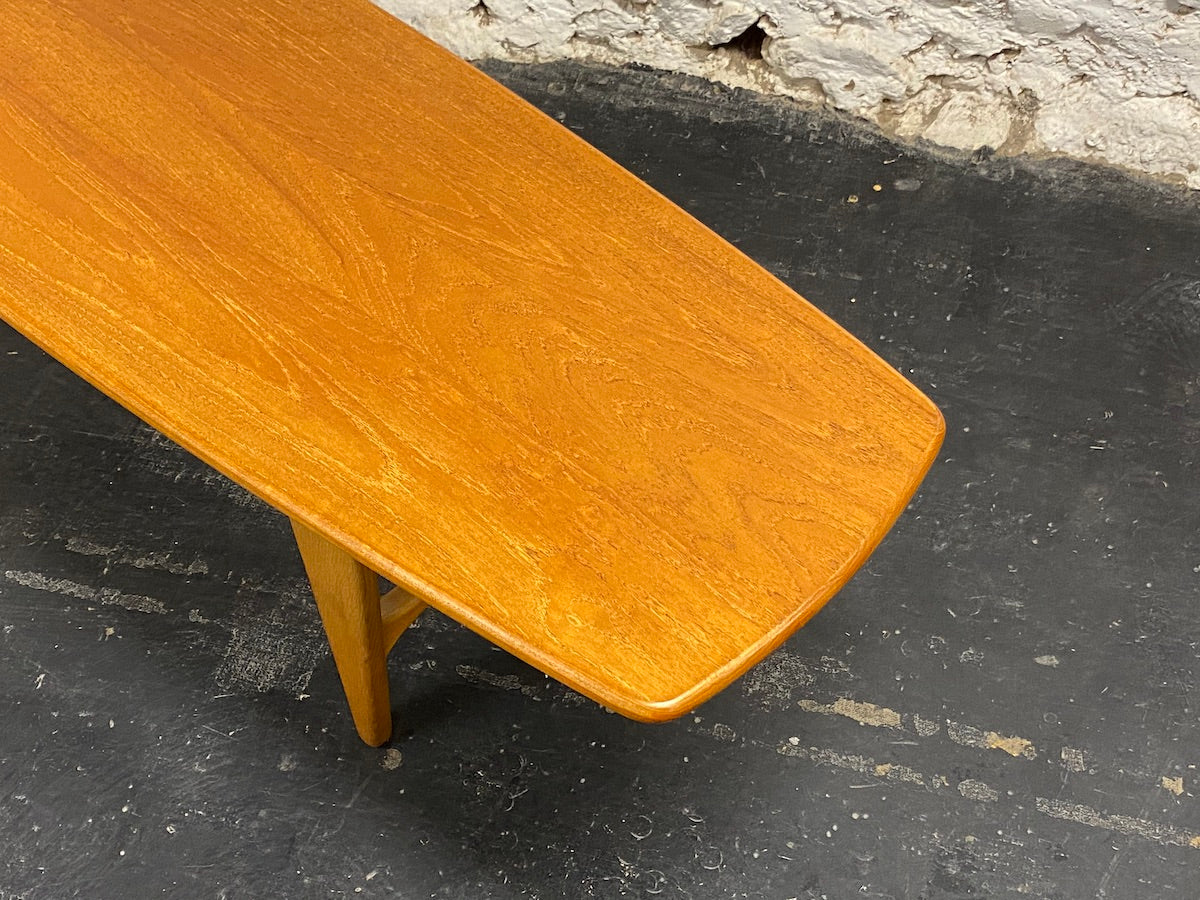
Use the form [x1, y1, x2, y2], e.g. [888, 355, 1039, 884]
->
[0, 0, 943, 720]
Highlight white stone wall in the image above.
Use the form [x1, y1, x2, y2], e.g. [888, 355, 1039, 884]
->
[376, 0, 1200, 189]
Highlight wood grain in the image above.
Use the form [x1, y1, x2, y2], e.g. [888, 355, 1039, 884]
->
[381, 587, 428, 653]
[291, 518, 392, 745]
[0, 0, 943, 720]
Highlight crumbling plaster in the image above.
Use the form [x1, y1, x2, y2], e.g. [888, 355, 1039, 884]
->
[376, 0, 1200, 188]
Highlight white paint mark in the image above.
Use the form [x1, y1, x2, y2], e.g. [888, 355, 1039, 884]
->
[798, 697, 903, 729]
[777, 743, 930, 787]
[708, 722, 737, 742]
[1036, 798, 1200, 849]
[456, 665, 541, 698]
[958, 779, 1000, 803]
[741, 649, 820, 709]
[1061, 747, 1088, 773]
[773, 730, 1200, 851]
[959, 647, 985, 664]
[912, 715, 941, 737]
[947, 720, 1036, 759]
[794, 694, 1046, 767]
[5, 570, 167, 615]
[214, 623, 317, 695]
[64, 537, 209, 577]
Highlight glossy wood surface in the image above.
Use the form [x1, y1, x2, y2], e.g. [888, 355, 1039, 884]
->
[0, 0, 943, 719]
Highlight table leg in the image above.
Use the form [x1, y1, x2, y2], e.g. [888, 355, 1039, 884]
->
[291, 518, 393, 746]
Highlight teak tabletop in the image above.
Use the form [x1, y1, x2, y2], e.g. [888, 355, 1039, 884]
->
[0, 0, 943, 728]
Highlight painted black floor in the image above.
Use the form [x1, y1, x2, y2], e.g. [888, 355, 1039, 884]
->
[2, 58, 1200, 899]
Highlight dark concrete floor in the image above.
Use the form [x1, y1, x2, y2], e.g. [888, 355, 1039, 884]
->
[3, 58, 1200, 899]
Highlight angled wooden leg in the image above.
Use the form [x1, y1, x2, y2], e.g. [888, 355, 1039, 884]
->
[291, 519, 393, 746]
[381, 586, 427, 653]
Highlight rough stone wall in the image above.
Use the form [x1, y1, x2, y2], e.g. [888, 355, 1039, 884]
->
[376, 0, 1200, 188]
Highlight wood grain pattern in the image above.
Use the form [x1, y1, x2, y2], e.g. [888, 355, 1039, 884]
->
[0, 0, 943, 720]
[291, 518, 392, 745]
[381, 587, 428, 653]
